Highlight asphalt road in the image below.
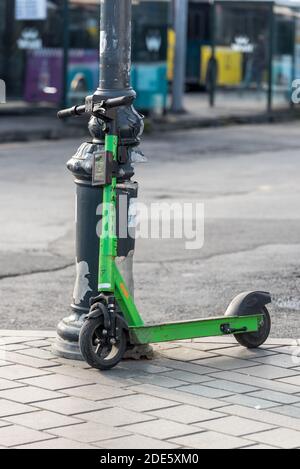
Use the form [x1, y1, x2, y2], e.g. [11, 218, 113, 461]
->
[0, 122, 300, 339]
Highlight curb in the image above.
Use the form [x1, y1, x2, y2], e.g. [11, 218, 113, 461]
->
[149, 109, 300, 133]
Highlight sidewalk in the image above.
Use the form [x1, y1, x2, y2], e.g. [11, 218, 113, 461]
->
[0, 114, 89, 143]
[0, 330, 299, 449]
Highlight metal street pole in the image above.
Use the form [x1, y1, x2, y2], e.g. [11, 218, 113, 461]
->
[267, 4, 274, 115]
[54, 0, 147, 360]
[3, 0, 15, 96]
[171, 0, 188, 113]
[209, 1, 216, 108]
[61, 0, 70, 109]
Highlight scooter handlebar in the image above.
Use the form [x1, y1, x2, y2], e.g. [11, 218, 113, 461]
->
[104, 95, 134, 109]
[57, 95, 134, 120]
[57, 105, 86, 119]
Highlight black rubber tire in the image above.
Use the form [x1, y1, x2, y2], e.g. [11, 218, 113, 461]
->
[79, 318, 127, 370]
[234, 307, 271, 349]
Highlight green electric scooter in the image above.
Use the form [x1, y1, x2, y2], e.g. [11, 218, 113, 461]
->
[58, 96, 271, 371]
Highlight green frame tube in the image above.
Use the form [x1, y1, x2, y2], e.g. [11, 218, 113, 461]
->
[97, 132, 262, 345]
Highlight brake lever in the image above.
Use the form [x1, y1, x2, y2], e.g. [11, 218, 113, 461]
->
[92, 103, 115, 122]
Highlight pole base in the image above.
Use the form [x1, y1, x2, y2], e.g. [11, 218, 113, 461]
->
[52, 311, 85, 361]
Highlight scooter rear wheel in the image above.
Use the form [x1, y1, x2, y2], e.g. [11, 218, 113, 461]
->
[79, 317, 127, 370]
[234, 306, 271, 349]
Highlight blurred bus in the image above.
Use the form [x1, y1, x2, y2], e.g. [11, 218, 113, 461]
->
[168, 0, 297, 91]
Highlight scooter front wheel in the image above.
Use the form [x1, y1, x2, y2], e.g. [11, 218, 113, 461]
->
[79, 318, 127, 370]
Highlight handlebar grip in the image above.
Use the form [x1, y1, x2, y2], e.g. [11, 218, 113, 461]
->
[105, 95, 134, 109]
[57, 105, 86, 119]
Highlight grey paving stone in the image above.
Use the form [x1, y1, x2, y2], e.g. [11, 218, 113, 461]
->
[279, 375, 300, 386]
[79, 407, 155, 426]
[0, 360, 11, 367]
[122, 418, 199, 440]
[163, 370, 214, 384]
[51, 357, 90, 369]
[0, 331, 55, 338]
[0, 386, 63, 403]
[48, 421, 128, 443]
[95, 435, 179, 449]
[248, 390, 300, 405]
[22, 340, 53, 348]
[158, 348, 216, 362]
[170, 431, 249, 449]
[21, 373, 92, 390]
[246, 428, 300, 449]
[2, 351, 54, 369]
[131, 373, 189, 389]
[0, 420, 11, 428]
[213, 346, 275, 359]
[244, 444, 279, 449]
[0, 337, 35, 345]
[0, 344, 29, 352]
[0, 399, 37, 417]
[90, 367, 143, 380]
[252, 354, 300, 369]
[18, 348, 56, 360]
[209, 370, 300, 394]
[119, 362, 172, 374]
[175, 384, 233, 399]
[202, 379, 258, 394]
[15, 438, 97, 449]
[36, 396, 108, 415]
[100, 394, 179, 412]
[152, 343, 181, 351]
[193, 357, 259, 371]
[271, 405, 300, 419]
[191, 338, 236, 344]
[47, 364, 135, 387]
[223, 394, 279, 410]
[269, 345, 300, 355]
[0, 365, 50, 380]
[179, 342, 236, 352]
[149, 405, 226, 424]
[129, 384, 227, 410]
[238, 365, 299, 379]
[61, 383, 134, 401]
[260, 339, 292, 346]
[0, 378, 24, 390]
[45, 364, 109, 381]
[222, 405, 300, 431]
[5, 410, 80, 430]
[194, 416, 274, 436]
[0, 424, 54, 447]
[149, 358, 217, 375]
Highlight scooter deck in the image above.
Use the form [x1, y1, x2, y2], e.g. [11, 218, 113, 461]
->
[129, 314, 263, 345]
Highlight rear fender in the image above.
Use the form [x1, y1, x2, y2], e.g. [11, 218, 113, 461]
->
[225, 291, 271, 317]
